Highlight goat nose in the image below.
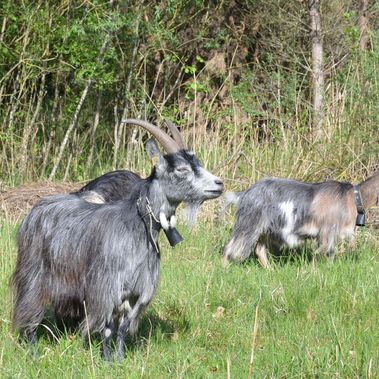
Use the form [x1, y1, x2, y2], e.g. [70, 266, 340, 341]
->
[215, 179, 223, 186]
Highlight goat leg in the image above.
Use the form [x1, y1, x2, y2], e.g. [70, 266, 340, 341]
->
[20, 328, 40, 359]
[21, 328, 37, 344]
[114, 296, 152, 360]
[223, 231, 260, 263]
[317, 228, 336, 260]
[102, 319, 116, 361]
[255, 242, 269, 268]
[114, 315, 130, 361]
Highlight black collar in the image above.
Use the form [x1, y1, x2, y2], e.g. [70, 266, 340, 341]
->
[353, 185, 365, 226]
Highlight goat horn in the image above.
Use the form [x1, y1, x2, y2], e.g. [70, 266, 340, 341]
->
[164, 119, 185, 149]
[122, 118, 180, 154]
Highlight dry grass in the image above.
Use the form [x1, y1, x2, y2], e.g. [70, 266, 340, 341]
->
[0, 182, 80, 222]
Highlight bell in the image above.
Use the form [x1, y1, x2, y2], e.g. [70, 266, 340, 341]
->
[164, 227, 184, 247]
[356, 212, 365, 226]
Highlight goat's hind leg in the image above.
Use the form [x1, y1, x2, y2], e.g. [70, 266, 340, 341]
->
[13, 292, 44, 344]
[14, 302, 44, 358]
[18, 327, 38, 346]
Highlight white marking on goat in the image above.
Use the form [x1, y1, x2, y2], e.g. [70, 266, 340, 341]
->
[159, 212, 170, 230]
[279, 201, 299, 247]
[105, 328, 112, 338]
[170, 215, 176, 228]
[118, 299, 132, 314]
[299, 223, 319, 237]
[81, 191, 106, 204]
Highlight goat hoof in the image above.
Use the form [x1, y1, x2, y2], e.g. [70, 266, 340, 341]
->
[113, 353, 125, 363]
[101, 350, 112, 361]
[113, 348, 126, 362]
[222, 256, 231, 267]
[27, 345, 41, 360]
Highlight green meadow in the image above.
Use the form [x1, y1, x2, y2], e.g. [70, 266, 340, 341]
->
[1, 218, 378, 378]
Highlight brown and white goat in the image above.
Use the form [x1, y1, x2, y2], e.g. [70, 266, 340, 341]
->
[223, 172, 379, 267]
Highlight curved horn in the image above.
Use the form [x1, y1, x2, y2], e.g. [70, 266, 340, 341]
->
[122, 118, 180, 154]
[164, 119, 185, 149]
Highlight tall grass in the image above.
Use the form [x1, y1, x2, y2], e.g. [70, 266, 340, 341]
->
[1, 216, 378, 378]
[100, 53, 375, 190]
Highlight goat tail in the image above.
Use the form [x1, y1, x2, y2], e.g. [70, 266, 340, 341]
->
[218, 191, 244, 220]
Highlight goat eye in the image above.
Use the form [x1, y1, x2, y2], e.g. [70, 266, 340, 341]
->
[175, 166, 190, 174]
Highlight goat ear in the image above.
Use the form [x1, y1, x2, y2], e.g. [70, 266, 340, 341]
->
[145, 138, 162, 163]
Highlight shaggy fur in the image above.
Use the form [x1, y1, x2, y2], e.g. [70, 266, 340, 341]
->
[223, 173, 379, 266]
[11, 141, 223, 360]
[76, 170, 142, 204]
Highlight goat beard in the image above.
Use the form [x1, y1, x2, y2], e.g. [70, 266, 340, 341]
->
[182, 201, 201, 226]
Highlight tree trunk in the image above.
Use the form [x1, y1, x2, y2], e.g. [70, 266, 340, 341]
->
[0, 17, 7, 110]
[18, 70, 47, 181]
[48, 78, 94, 180]
[358, 0, 369, 51]
[41, 58, 63, 178]
[309, 0, 324, 138]
[7, 28, 30, 132]
[0, 16, 7, 44]
[86, 91, 102, 171]
[114, 17, 140, 169]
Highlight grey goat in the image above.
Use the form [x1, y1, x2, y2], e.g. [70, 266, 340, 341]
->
[11, 119, 223, 360]
[76, 120, 202, 224]
[223, 173, 379, 267]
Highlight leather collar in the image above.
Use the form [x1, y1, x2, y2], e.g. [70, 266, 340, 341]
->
[353, 185, 365, 226]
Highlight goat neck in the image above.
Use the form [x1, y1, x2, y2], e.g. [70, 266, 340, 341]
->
[144, 178, 177, 228]
[358, 172, 379, 209]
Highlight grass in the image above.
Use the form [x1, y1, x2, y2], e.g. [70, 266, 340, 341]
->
[0, 216, 378, 378]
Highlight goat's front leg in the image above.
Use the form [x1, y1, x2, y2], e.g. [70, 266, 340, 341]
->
[114, 314, 130, 361]
[255, 242, 269, 268]
[317, 228, 336, 260]
[347, 234, 357, 251]
[23, 328, 38, 344]
[114, 296, 152, 360]
[223, 231, 260, 264]
[102, 319, 116, 361]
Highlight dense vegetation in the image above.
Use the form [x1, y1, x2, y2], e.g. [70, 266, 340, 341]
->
[0, 0, 378, 186]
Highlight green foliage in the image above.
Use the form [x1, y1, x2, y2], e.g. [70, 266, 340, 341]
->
[231, 72, 264, 117]
[343, 11, 360, 50]
[0, 0, 378, 184]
